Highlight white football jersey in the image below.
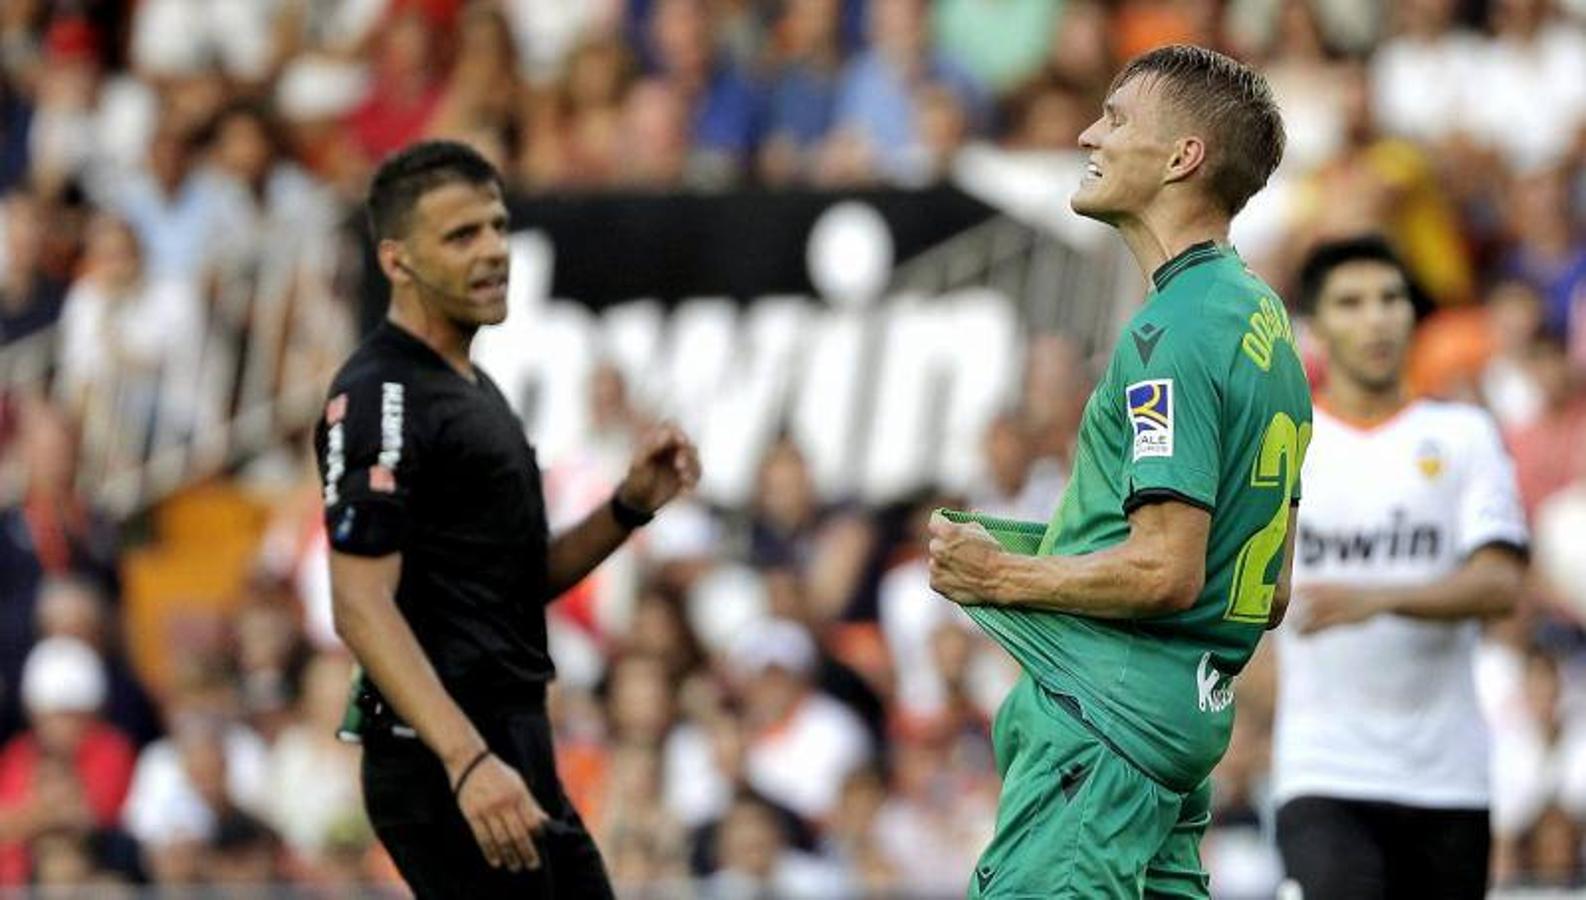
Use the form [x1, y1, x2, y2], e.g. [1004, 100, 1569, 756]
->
[1273, 400, 1528, 809]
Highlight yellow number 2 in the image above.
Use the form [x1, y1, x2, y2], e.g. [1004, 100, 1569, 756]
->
[1226, 412, 1311, 623]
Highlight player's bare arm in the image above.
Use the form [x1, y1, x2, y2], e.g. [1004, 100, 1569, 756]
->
[928, 501, 1209, 617]
[329, 550, 547, 871]
[544, 422, 701, 597]
[1299, 543, 1525, 634]
[1267, 506, 1300, 630]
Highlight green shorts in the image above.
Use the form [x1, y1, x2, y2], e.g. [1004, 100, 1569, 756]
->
[969, 674, 1212, 899]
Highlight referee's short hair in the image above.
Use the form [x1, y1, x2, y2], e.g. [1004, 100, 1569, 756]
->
[367, 140, 503, 241]
[1297, 234, 1428, 317]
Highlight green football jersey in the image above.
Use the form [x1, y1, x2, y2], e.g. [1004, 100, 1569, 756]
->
[964, 241, 1312, 792]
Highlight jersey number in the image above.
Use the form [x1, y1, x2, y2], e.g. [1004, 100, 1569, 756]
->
[1226, 412, 1312, 623]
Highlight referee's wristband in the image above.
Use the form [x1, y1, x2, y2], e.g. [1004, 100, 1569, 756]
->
[451, 749, 492, 799]
[610, 492, 655, 530]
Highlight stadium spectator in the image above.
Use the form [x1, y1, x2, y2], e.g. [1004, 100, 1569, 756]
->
[54, 212, 208, 444]
[1370, 0, 1484, 149]
[345, 7, 445, 164]
[701, 793, 853, 898]
[746, 438, 876, 623]
[727, 617, 871, 822]
[830, 0, 985, 185]
[1467, 0, 1586, 172]
[1258, 0, 1352, 175]
[617, 78, 695, 188]
[110, 116, 232, 284]
[502, 0, 618, 86]
[1000, 72, 1091, 154]
[33, 576, 161, 749]
[521, 35, 634, 188]
[1503, 164, 1586, 352]
[26, 17, 104, 200]
[429, 2, 523, 156]
[203, 101, 340, 281]
[968, 411, 1066, 522]
[1288, 60, 1475, 307]
[0, 398, 118, 743]
[1039, 0, 1114, 95]
[233, 588, 313, 742]
[1507, 330, 1586, 519]
[1482, 277, 1550, 430]
[645, 0, 763, 184]
[869, 719, 997, 894]
[129, 0, 279, 84]
[260, 651, 364, 864]
[1533, 436, 1586, 620]
[120, 661, 270, 868]
[202, 808, 285, 885]
[759, 0, 845, 185]
[932, 0, 1060, 96]
[20, 754, 142, 888]
[0, 190, 66, 344]
[0, 636, 136, 886]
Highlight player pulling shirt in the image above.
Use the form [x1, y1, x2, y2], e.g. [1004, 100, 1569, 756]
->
[959, 241, 1312, 895]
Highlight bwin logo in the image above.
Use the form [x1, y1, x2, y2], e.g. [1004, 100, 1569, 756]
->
[1299, 508, 1442, 566]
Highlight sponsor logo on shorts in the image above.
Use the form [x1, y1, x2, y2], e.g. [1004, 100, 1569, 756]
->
[1197, 652, 1234, 713]
[1127, 379, 1173, 461]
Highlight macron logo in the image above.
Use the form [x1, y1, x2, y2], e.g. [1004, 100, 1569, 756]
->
[1197, 652, 1234, 713]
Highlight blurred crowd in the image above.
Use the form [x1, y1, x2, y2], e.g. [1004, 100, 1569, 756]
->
[0, 0, 1584, 897]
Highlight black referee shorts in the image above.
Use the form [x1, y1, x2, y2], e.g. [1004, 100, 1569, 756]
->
[361, 701, 614, 900]
[1276, 795, 1489, 900]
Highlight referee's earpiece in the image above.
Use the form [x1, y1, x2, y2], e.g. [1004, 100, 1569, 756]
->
[394, 257, 474, 304]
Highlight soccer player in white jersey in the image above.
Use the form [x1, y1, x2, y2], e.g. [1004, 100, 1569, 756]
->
[1272, 236, 1529, 900]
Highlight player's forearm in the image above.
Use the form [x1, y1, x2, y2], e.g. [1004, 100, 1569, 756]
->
[329, 569, 487, 775]
[1368, 547, 1524, 622]
[545, 500, 632, 598]
[992, 542, 1202, 618]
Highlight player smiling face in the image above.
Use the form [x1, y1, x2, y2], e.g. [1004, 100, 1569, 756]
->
[1311, 258, 1415, 392]
[397, 180, 512, 330]
[1072, 75, 1184, 223]
[1070, 46, 1284, 229]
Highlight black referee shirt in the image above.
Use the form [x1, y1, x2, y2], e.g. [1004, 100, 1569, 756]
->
[314, 320, 554, 708]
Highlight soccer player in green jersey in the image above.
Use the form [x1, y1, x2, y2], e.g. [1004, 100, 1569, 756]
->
[926, 45, 1310, 898]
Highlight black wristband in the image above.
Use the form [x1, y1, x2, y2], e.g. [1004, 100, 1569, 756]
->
[610, 492, 655, 530]
[451, 749, 491, 799]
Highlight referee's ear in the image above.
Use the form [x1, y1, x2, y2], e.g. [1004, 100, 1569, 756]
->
[378, 240, 413, 288]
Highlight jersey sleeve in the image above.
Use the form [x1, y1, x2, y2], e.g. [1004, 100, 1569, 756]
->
[314, 376, 422, 557]
[1118, 327, 1223, 515]
[1455, 412, 1528, 558]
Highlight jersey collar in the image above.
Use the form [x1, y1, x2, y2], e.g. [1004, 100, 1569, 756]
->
[1150, 240, 1231, 292]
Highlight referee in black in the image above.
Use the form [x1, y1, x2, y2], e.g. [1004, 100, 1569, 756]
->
[315, 140, 700, 897]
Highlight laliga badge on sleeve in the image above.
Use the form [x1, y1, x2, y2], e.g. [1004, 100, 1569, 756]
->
[1127, 379, 1174, 461]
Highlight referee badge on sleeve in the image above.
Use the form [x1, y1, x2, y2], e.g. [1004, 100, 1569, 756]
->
[1127, 379, 1174, 460]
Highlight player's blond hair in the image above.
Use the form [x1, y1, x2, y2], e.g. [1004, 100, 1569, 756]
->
[1111, 45, 1286, 217]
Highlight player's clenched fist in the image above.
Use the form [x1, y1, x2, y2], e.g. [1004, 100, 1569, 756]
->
[927, 512, 1004, 605]
[617, 422, 702, 514]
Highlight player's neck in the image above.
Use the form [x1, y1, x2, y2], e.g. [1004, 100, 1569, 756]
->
[1116, 206, 1230, 287]
[388, 296, 478, 382]
[1321, 377, 1409, 427]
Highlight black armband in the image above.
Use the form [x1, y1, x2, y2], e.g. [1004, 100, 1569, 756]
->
[609, 493, 655, 530]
